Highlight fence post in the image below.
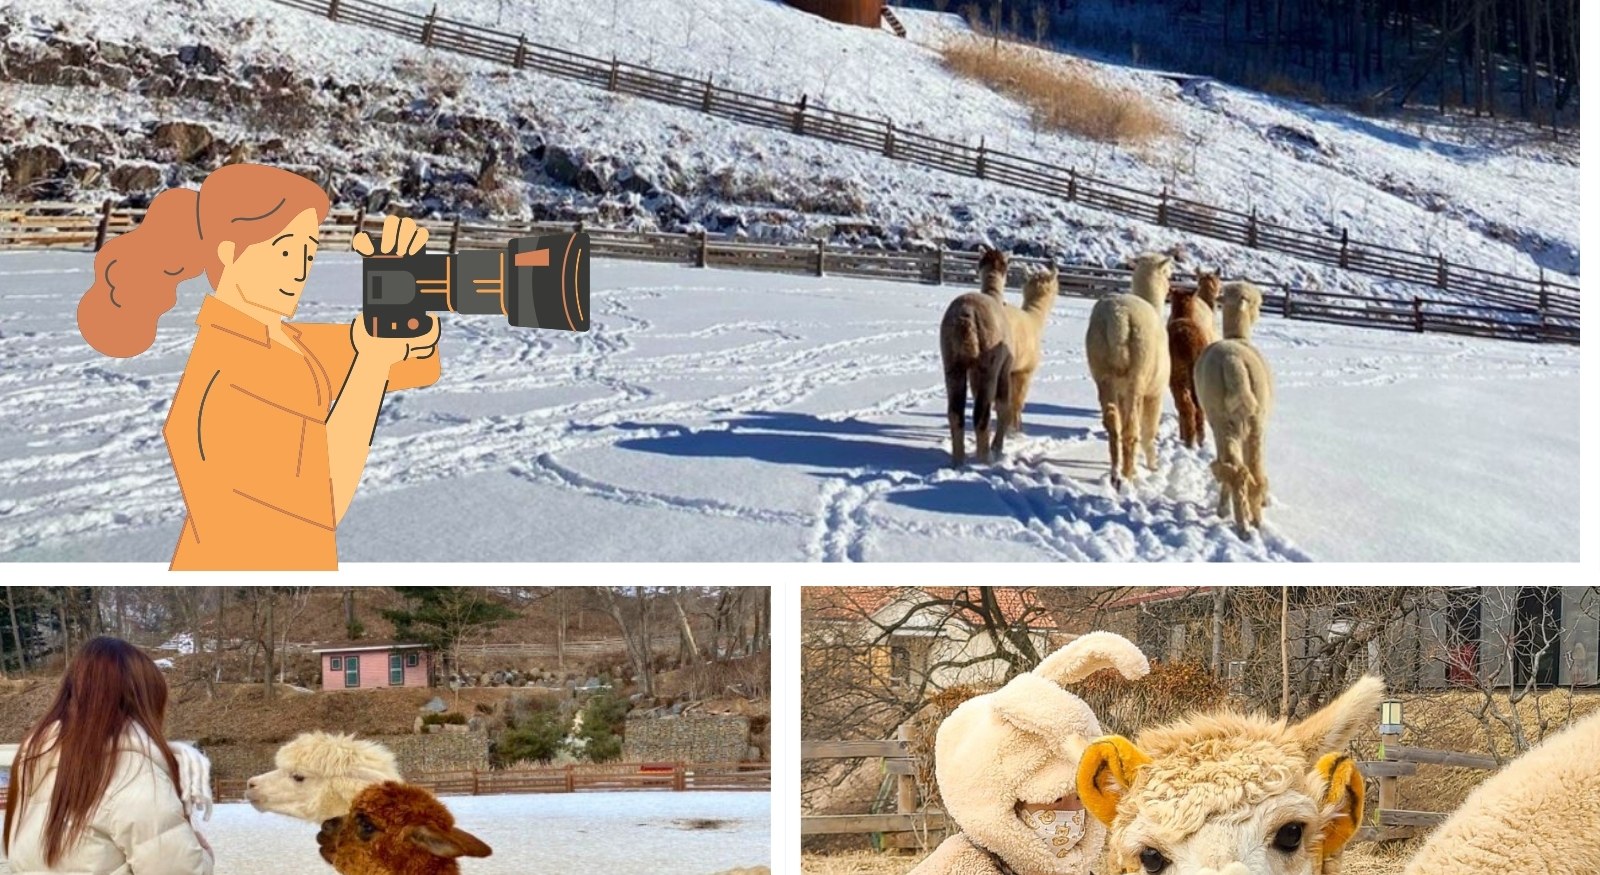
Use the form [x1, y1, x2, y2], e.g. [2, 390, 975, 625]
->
[975, 137, 986, 179]
[816, 238, 826, 277]
[471, 770, 480, 795]
[1338, 228, 1350, 269]
[607, 57, 620, 91]
[1067, 167, 1077, 201]
[697, 230, 709, 268]
[327, 0, 341, 21]
[352, 205, 366, 245]
[1435, 256, 1447, 289]
[421, 4, 437, 47]
[1413, 296, 1423, 332]
[93, 198, 113, 252]
[701, 76, 714, 113]
[1247, 208, 1259, 248]
[884, 120, 895, 159]
[1157, 187, 1169, 226]
[934, 245, 945, 285]
[1377, 730, 1400, 826]
[896, 725, 917, 818]
[674, 764, 687, 792]
[1538, 269, 1549, 316]
[514, 35, 526, 69]
[449, 214, 461, 253]
[565, 765, 575, 793]
[1282, 289, 1292, 318]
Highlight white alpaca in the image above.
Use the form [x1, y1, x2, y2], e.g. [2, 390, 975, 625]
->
[246, 731, 403, 823]
[1194, 281, 1272, 535]
[1002, 264, 1062, 434]
[1086, 253, 1174, 485]
[1402, 709, 1600, 875]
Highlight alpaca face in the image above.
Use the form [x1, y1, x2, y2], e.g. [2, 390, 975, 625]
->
[1196, 273, 1221, 308]
[248, 732, 402, 823]
[319, 782, 491, 875]
[1080, 680, 1381, 875]
[1022, 266, 1060, 309]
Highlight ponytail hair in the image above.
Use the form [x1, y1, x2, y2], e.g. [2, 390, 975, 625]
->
[77, 164, 332, 357]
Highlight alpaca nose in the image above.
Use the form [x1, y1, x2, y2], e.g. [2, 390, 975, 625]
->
[246, 777, 257, 789]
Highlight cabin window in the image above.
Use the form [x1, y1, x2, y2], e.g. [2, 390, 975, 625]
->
[406, 652, 420, 668]
[330, 656, 342, 671]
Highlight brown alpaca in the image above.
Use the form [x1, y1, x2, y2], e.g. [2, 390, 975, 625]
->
[977, 246, 1009, 300]
[1001, 265, 1061, 434]
[939, 292, 1013, 467]
[318, 782, 492, 875]
[1166, 289, 1210, 448]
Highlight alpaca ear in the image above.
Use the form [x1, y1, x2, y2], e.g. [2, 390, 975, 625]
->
[1314, 753, 1365, 860]
[1077, 736, 1149, 826]
[407, 824, 493, 859]
[1288, 676, 1385, 759]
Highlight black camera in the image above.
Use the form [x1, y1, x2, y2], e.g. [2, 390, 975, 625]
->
[361, 232, 591, 338]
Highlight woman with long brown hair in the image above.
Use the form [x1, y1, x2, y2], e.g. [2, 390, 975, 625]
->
[3, 637, 213, 874]
[77, 163, 441, 571]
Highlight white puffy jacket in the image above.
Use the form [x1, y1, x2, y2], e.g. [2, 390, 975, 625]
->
[4, 728, 214, 875]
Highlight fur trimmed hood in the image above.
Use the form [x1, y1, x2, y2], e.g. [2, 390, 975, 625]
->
[929, 632, 1150, 875]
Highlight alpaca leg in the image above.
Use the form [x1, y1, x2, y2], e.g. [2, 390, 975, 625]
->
[1172, 380, 1195, 448]
[945, 368, 968, 468]
[971, 368, 993, 464]
[1118, 389, 1140, 482]
[1097, 381, 1122, 487]
[1191, 388, 1207, 448]
[1139, 390, 1162, 471]
[991, 348, 1014, 459]
[1012, 368, 1034, 434]
[1247, 419, 1268, 525]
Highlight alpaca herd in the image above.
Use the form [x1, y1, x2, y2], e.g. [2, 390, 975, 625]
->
[938, 246, 1278, 536]
[245, 732, 494, 875]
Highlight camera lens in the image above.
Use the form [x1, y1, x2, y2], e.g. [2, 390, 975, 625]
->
[507, 233, 590, 333]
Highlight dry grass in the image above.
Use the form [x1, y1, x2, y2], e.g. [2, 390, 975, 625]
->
[940, 35, 1171, 144]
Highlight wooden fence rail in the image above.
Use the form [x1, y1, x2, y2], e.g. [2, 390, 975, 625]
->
[1350, 736, 1500, 843]
[211, 761, 768, 801]
[0, 202, 1575, 345]
[252, 0, 1580, 318]
[801, 730, 945, 848]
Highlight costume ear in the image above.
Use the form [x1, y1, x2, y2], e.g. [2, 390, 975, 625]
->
[991, 674, 1084, 739]
[1315, 753, 1365, 859]
[1077, 736, 1150, 826]
[1289, 676, 1384, 759]
[1033, 631, 1150, 686]
[408, 824, 493, 859]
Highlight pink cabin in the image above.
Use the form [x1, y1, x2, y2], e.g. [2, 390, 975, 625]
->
[313, 642, 433, 691]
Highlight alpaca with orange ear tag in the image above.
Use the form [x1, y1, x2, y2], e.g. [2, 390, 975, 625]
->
[318, 782, 492, 875]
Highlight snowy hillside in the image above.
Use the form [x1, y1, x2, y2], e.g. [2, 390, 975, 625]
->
[0, 0, 1577, 303]
[0, 253, 1577, 563]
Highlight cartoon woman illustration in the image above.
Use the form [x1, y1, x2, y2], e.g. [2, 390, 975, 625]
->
[76, 164, 440, 571]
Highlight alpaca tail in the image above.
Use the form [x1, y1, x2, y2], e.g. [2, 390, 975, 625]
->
[1218, 351, 1258, 416]
[1101, 306, 1133, 373]
[956, 310, 981, 362]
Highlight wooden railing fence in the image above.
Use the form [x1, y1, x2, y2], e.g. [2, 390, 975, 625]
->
[212, 761, 769, 801]
[254, 0, 1580, 318]
[800, 729, 947, 848]
[1353, 738, 1499, 843]
[0, 201, 1575, 345]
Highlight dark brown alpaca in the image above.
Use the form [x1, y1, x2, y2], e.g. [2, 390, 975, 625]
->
[318, 782, 491, 875]
[939, 291, 1013, 467]
[1167, 289, 1210, 448]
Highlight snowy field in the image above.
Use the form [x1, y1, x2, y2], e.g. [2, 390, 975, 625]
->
[0, 252, 1577, 562]
[0, 792, 770, 874]
[4, 0, 1578, 298]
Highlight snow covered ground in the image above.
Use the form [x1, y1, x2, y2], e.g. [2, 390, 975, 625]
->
[3, 0, 1577, 301]
[0, 792, 770, 874]
[0, 253, 1577, 562]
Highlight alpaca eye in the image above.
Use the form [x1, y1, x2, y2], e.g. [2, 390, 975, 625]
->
[356, 814, 378, 841]
[1273, 823, 1305, 852]
[292, 774, 305, 783]
[1139, 848, 1169, 873]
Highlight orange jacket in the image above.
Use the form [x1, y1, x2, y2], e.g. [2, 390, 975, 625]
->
[163, 296, 439, 571]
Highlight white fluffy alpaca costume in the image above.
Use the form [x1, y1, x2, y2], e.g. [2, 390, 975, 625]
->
[910, 631, 1150, 875]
